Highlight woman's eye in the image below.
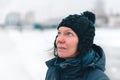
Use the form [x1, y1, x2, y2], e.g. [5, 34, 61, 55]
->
[67, 32, 73, 37]
[57, 32, 61, 36]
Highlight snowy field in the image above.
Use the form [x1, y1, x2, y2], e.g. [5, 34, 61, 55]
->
[0, 28, 120, 80]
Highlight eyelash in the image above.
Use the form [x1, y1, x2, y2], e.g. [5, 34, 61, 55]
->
[57, 31, 73, 37]
[66, 32, 73, 36]
[57, 32, 61, 36]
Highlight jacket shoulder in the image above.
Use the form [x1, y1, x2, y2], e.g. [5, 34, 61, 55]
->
[45, 57, 56, 67]
[87, 69, 110, 80]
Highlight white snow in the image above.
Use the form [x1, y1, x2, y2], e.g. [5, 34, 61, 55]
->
[0, 28, 120, 80]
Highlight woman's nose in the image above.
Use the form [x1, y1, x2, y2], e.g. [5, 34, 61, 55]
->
[57, 36, 65, 44]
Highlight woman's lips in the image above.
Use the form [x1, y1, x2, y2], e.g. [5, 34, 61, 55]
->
[58, 47, 66, 51]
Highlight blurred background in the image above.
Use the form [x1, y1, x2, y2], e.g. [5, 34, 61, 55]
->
[0, 0, 120, 80]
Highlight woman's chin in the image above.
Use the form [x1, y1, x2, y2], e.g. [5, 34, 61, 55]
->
[58, 53, 67, 58]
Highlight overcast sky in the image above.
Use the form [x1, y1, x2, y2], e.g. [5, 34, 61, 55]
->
[0, 0, 120, 23]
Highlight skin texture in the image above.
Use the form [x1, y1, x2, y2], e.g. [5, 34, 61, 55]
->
[56, 27, 79, 59]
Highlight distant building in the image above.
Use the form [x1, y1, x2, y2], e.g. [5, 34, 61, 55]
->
[108, 13, 120, 27]
[41, 18, 61, 29]
[92, 0, 120, 28]
[24, 11, 35, 25]
[5, 12, 22, 27]
[4, 11, 37, 30]
[93, 0, 108, 27]
[23, 11, 36, 30]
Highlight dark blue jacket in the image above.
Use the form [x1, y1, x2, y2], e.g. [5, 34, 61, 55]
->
[45, 44, 110, 80]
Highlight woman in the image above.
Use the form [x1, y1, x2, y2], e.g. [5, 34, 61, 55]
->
[45, 11, 110, 80]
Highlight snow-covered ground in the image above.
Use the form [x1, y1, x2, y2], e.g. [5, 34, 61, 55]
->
[0, 28, 120, 80]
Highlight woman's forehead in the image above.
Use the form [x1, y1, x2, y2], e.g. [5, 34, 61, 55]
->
[58, 27, 73, 31]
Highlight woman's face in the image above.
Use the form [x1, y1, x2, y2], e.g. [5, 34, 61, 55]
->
[56, 27, 79, 59]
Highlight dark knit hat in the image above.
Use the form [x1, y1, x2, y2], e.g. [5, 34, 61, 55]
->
[54, 11, 95, 57]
